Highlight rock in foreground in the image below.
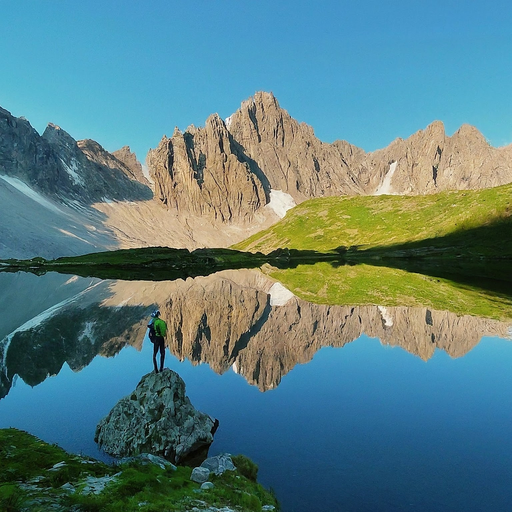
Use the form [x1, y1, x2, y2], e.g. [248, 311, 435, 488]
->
[95, 369, 217, 464]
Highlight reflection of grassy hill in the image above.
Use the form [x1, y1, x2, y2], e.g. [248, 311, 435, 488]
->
[234, 183, 512, 320]
[234, 183, 512, 256]
[264, 262, 512, 321]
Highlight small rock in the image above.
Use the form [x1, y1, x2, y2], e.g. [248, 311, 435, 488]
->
[60, 482, 76, 493]
[117, 453, 177, 471]
[200, 454, 235, 476]
[262, 506, 276, 511]
[82, 474, 120, 495]
[48, 461, 67, 471]
[191, 466, 210, 484]
[201, 481, 215, 490]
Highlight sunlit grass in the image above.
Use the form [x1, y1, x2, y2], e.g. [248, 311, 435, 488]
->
[234, 183, 512, 254]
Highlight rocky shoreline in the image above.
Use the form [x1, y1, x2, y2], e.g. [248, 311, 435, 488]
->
[0, 428, 279, 511]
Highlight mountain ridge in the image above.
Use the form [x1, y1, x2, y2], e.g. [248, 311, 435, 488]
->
[2, 93, 512, 259]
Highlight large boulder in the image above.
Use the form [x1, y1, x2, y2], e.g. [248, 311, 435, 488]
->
[94, 369, 217, 464]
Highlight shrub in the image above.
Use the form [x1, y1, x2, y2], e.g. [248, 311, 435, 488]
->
[232, 454, 258, 482]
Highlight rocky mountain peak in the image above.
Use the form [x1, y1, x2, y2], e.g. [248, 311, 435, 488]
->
[42, 123, 78, 152]
[112, 146, 146, 183]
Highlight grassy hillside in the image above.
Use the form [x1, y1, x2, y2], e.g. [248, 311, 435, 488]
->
[233, 183, 512, 256]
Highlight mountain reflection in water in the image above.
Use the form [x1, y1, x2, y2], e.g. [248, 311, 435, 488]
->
[1, 270, 510, 399]
[2, 269, 512, 512]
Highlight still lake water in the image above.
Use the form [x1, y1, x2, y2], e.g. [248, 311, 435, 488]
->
[1, 270, 512, 511]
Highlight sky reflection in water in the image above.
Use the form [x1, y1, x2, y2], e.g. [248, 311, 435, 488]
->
[2, 329, 512, 511]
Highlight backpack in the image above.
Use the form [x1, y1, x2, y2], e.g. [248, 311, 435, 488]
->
[148, 321, 157, 343]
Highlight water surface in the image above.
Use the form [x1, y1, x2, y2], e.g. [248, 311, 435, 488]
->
[1, 270, 511, 511]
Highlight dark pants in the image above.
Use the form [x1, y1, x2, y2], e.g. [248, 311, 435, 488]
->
[153, 336, 165, 372]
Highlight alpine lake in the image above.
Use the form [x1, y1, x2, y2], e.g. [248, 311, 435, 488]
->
[1, 259, 512, 512]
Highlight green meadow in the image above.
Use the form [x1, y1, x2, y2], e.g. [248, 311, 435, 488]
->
[235, 183, 512, 320]
[234, 183, 512, 257]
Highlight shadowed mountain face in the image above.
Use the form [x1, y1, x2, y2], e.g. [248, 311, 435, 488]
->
[0, 107, 151, 205]
[3, 270, 508, 400]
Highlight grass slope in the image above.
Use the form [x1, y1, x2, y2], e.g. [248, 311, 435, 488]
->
[234, 184, 512, 320]
[233, 183, 512, 256]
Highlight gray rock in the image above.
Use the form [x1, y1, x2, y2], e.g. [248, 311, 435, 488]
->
[60, 482, 76, 493]
[200, 481, 215, 490]
[95, 369, 217, 464]
[81, 473, 121, 495]
[262, 506, 276, 511]
[117, 453, 177, 471]
[191, 466, 210, 484]
[200, 454, 236, 476]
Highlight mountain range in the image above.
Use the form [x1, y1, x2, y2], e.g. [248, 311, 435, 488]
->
[2, 92, 512, 259]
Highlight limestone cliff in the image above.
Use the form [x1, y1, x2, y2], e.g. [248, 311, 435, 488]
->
[148, 92, 512, 221]
[369, 121, 512, 195]
[147, 114, 267, 222]
[112, 145, 148, 184]
[226, 91, 366, 201]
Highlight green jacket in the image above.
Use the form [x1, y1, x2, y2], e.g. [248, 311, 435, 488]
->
[153, 317, 167, 338]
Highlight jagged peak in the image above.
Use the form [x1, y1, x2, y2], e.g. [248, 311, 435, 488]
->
[239, 91, 279, 112]
[115, 145, 134, 154]
[42, 122, 77, 148]
[425, 120, 445, 134]
[205, 113, 230, 134]
[77, 138, 105, 152]
[450, 123, 489, 146]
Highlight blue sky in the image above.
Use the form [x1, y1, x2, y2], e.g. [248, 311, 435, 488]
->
[1, 0, 512, 162]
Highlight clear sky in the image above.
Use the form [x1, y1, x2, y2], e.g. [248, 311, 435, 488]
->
[1, 0, 512, 162]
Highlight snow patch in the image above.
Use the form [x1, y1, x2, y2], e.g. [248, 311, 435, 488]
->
[56, 229, 95, 245]
[378, 306, 394, 327]
[225, 115, 233, 129]
[141, 164, 153, 184]
[78, 321, 96, 344]
[232, 361, 238, 374]
[60, 157, 84, 186]
[375, 161, 397, 195]
[269, 282, 295, 306]
[0, 175, 63, 213]
[266, 189, 296, 218]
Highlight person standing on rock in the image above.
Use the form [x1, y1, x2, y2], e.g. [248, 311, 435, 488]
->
[150, 310, 167, 373]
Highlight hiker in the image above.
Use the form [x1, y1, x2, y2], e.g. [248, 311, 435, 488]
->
[148, 309, 167, 373]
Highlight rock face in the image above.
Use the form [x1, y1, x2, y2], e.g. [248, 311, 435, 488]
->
[0, 106, 151, 204]
[112, 145, 148, 184]
[226, 91, 366, 201]
[94, 369, 217, 464]
[147, 115, 267, 222]
[147, 92, 512, 222]
[366, 121, 512, 195]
